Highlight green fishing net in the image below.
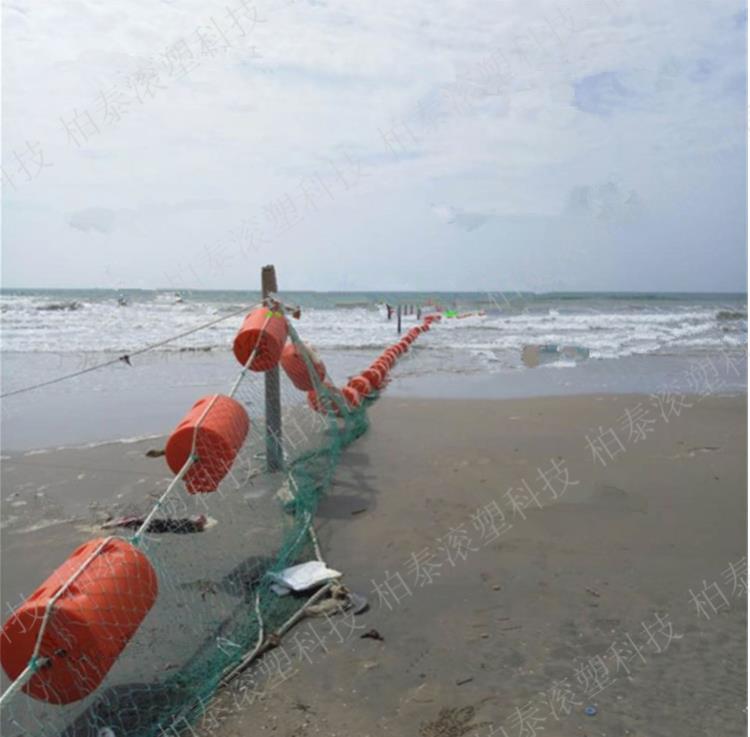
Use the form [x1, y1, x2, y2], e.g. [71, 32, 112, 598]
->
[0, 318, 373, 737]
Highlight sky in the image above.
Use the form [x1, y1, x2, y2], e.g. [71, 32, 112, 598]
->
[1, 0, 747, 291]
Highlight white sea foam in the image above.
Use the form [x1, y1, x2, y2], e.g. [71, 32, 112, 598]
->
[1, 292, 745, 374]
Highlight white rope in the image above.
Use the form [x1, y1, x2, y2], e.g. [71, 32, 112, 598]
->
[218, 580, 333, 689]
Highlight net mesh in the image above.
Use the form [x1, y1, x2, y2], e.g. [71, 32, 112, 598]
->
[0, 312, 389, 737]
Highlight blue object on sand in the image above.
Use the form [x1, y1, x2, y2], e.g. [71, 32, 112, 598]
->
[584, 705, 598, 716]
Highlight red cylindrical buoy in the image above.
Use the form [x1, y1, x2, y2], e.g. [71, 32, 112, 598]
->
[307, 383, 346, 416]
[233, 308, 288, 371]
[373, 359, 391, 375]
[380, 353, 396, 368]
[341, 385, 361, 408]
[165, 395, 249, 494]
[280, 341, 326, 391]
[1, 538, 158, 705]
[361, 367, 384, 390]
[347, 375, 372, 398]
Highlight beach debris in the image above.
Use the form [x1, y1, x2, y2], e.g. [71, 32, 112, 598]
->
[584, 705, 598, 716]
[267, 561, 342, 592]
[585, 587, 601, 598]
[419, 706, 491, 737]
[101, 514, 207, 533]
[349, 591, 369, 614]
[274, 479, 295, 505]
[360, 628, 384, 642]
[179, 579, 219, 599]
[305, 598, 348, 617]
[119, 354, 132, 366]
[456, 676, 474, 686]
[351, 506, 368, 515]
[270, 583, 291, 597]
[145, 449, 165, 458]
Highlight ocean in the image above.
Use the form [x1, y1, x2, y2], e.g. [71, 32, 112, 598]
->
[1, 288, 746, 449]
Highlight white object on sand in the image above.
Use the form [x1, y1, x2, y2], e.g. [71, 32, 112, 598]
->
[268, 561, 342, 592]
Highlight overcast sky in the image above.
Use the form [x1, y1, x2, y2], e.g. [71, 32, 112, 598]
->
[2, 0, 747, 291]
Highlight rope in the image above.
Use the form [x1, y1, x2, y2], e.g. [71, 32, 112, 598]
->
[0, 303, 260, 400]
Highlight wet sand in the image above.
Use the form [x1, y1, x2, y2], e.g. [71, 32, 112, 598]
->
[207, 394, 746, 737]
[0, 394, 746, 736]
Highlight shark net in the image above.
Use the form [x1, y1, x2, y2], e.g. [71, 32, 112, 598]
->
[0, 308, 384, 737]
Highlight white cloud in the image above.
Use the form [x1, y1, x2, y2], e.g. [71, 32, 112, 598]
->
[2, 0, 746, 290]
[67, 207, 116, 233]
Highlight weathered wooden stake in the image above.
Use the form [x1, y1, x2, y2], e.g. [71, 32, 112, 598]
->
[397, 304, 402, 334]
[262, 265, 283, 472]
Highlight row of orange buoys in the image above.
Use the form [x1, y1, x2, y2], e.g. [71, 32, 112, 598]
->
[0, 307, 439, 706]
[305, 313, 441, 415]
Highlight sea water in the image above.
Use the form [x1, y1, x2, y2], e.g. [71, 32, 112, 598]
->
[1, 289, 746, 449]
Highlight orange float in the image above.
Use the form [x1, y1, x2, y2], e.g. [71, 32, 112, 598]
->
[165, 394, 249, 494]
[0, 538, 158, 705]
[361, 367, 384, 390]
[373, 359, 391, 375]
[341, 385, 361, 408]
[347, 375, 372, 397]
[280, 341, 326, 391]
[233, 308, 288, 371]
[307, 384, 346, 416]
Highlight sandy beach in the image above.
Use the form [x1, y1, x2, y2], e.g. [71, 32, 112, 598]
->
[2, 392, 745, 737]
[204, 393, 747, 737]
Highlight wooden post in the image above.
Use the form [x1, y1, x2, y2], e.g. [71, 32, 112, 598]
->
[417, 306, 421, 319]
[397, 304, 402, 334]
[262, 265, 283, 472]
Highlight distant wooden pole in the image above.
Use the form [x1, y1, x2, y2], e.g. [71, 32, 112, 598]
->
[397, 304, 402, 334]
[262, 265, 283, 472]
